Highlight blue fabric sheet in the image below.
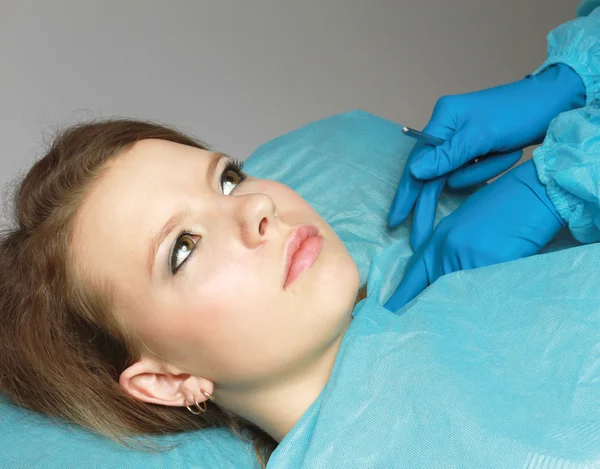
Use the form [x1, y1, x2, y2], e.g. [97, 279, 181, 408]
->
[267, 239, 600, 467]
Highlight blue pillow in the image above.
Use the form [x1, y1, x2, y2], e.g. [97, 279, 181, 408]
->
[0, 110, 467, 468]
[0, 394, 259, 468]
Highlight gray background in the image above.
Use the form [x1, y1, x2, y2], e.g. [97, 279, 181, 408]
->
[0, 0, 580, 200]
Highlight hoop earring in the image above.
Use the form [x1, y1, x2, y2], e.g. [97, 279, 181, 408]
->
[185, 389, 215, 415]
[185, 394, 207, 415]
[201, 389, 215, 402]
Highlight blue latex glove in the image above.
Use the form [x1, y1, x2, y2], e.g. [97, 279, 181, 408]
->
[388, 64, 585, 252]
[384, 159, 566, 312]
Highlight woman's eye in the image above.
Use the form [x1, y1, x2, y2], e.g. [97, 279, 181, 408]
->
[171, 233, 198, 274]
[220, 160, 246, 196]
[170, 160, 246, 275]
[221, 170, 242, 195]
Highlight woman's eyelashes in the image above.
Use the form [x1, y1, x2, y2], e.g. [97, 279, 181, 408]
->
[169, 159, 247, 275]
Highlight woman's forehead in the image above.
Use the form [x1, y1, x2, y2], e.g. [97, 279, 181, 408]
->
[117, 139, 214, 169]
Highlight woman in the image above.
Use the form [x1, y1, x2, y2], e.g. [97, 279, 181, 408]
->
[1, 4, 599, 469]
[0, 120, 372, 466]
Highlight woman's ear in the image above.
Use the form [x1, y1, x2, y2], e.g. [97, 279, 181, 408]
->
[119, 356, 213, 407]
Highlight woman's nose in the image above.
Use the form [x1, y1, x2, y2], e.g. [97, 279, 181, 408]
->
[235, 193, 277, 249]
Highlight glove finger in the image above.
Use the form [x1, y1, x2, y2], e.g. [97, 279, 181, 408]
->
[410, 128, 485, 180]
[447, 150, 523, 189]
[410, 175, 447, 251]
[384, 251, 429, 313]
[388, 147, 428, 228]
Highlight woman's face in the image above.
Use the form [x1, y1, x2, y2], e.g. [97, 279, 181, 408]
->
[74, 139, 360, 391]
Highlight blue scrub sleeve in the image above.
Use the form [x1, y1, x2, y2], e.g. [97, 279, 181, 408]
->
[577, 0, 600, 17]
[533, 106, 600, 244]
[532, 1, 600, 107]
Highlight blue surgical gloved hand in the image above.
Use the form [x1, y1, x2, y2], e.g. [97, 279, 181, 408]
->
[384, 159, 566, 312]
[388, 64, 585, 252]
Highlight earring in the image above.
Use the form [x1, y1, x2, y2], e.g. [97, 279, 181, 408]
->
[185, 389, 215, 415]
[201, 389, 215, 402]
[185, 394, 207, 415]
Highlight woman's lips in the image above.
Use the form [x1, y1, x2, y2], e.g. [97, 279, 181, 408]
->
[283, 224, 324, 289]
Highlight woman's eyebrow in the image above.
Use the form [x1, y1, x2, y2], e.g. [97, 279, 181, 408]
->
[146, 152, 227, 277]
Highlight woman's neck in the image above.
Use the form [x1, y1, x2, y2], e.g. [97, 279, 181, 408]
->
[215, 312, 353, 443]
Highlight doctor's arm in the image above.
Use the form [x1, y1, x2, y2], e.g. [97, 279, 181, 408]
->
[384, 106, 600, 312]
[388, 1, 600, 251]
